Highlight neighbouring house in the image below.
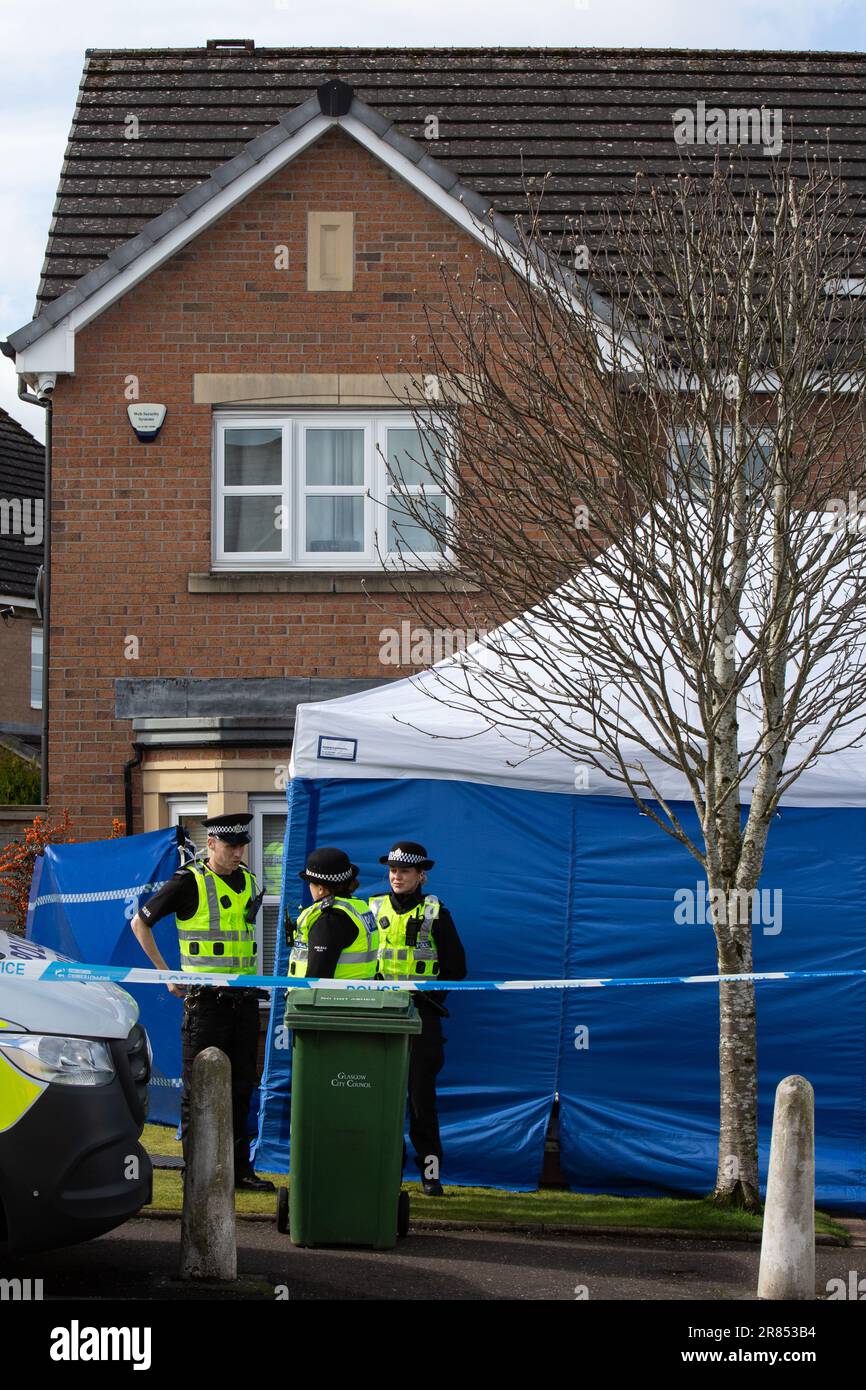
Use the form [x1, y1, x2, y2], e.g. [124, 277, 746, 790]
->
[0, 406, 43, 782]
[0, 407, 44, 928]
[3, 43, 865, 972]
[0, 409, 43, 765]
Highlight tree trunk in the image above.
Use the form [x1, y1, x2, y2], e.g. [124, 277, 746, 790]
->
[712, 919, 761, 1212]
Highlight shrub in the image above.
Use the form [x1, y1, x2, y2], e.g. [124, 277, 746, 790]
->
[0, 748, 41, 805]
[0, 810, 74, 935]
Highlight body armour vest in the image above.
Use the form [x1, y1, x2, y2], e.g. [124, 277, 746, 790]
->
[369, 894, 441, 978]
[289, 896, 379, 979]
[175, 863, 258, 975]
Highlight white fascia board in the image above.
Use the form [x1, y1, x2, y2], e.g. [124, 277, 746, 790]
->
[15, 114, 335, 378]
[654, 367, 864, 395]
[17, 326, 76, 378]
[0, 594, 37, 609]
[823, 277, 866, 296]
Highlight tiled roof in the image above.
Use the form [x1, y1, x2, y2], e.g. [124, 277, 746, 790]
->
[0, 409, 44, 598]
[35, 45, 866, 313]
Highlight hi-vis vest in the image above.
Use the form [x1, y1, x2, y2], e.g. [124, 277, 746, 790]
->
[175, 863, 258, 975]
[289, 896, 379, 980]
[369, 894, 440, 978]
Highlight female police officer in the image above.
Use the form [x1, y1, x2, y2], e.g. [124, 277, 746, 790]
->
[288, 847, 378, 980]
[368, 841, 467, 1195]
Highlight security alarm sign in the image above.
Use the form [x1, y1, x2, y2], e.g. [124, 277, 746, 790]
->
[127, 403, 167, 442]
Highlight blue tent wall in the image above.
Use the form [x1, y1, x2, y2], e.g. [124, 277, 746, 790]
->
[257, 778, 866, 1210]
[26, 828, 185, 1125]
[560, 798, 866, 1209]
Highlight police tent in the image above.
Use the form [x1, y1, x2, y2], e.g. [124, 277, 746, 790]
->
[257, 532, 866, 1212]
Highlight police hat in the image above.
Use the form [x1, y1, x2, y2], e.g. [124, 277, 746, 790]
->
[299, 846, 358, 886]
[204, 813, 253, 846]
[379, 840, 434, 871]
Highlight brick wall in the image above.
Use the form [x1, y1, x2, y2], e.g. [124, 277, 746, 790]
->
[48, 128, 500, 840]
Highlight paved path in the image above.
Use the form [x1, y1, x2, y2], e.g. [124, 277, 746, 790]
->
[3, 1217, 861, 1301]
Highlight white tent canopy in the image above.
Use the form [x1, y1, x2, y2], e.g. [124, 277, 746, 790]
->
[291, 513, 866, 808]
[290, 661, 866, 805]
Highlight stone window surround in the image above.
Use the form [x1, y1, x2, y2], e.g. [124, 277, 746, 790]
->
[141, 758, 280, 834]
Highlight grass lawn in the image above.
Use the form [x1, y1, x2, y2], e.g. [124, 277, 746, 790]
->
[141, 1123, 850, 1239]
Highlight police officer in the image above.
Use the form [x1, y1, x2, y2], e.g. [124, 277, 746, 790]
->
[130, 813, 275, 1192]
[368, 842, 467, 1196]
[288, 847, 378, 980]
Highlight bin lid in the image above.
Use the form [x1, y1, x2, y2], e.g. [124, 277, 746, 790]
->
[284, 988, 422, 1033]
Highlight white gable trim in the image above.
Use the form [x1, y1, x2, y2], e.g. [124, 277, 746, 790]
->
[14, 114, 334, 379]
[13, 109, 621, 381]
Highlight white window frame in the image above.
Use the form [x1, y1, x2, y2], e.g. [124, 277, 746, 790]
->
[249, 798, 288, 979]
[212, 410, 454, 571]
[30, 626, 43, 709]
[298, 418, 372, 565]
[166, 797, 207, 848]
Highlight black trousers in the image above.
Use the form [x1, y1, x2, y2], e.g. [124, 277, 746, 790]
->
[407, 1006, 445, 1178]
[180, 987, 260, 1180]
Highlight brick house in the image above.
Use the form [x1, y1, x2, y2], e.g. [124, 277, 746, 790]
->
[4, 44, 865, 969]
[0, 408, 43, 762]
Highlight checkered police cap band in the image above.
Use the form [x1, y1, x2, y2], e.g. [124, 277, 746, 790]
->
[210, 823, 250, 835]
[388, 849, 427, 865]
[308, 867, 353, 881]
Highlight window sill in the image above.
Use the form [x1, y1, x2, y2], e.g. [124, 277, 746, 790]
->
[188, 571, 480, 595]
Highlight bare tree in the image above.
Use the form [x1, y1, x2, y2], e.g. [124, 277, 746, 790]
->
[381, 153, 866, 1211]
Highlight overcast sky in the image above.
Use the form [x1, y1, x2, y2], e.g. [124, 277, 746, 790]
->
[1, 0, 864, 443]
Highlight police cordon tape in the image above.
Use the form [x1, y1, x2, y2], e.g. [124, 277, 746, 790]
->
[2, 957, 866, 991]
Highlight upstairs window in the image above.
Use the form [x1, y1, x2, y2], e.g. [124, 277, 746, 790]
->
[213, 412, 452, 569]
[669, 428, 770, 495]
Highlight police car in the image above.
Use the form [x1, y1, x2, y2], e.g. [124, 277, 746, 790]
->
[0, 931, 153, 1255]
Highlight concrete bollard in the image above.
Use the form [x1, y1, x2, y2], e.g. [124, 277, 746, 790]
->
[179, 1046, 237, 1282]
[757, 1074, 815, 1300]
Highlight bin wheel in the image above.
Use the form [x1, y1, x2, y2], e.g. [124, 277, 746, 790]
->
[397, 1189, 410, 1238]
[276, 1185, 289, 1235]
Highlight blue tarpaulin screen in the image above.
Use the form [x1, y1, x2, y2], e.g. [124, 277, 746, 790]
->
[256, 777, 866, 1211]
[26, 828, 185, 1124]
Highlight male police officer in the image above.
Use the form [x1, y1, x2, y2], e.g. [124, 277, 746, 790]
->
[369, 841, 466, 1195]
[130, 813, 274, 1192]
[288, 847, 378, 980]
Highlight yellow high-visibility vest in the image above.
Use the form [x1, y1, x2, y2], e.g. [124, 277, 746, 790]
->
[369, 894, 440, 978]
[175, 863, 258, 974]
[288, 895, 378, 979]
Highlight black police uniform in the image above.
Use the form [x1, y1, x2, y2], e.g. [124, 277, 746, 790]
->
[379, 884, 467, 1180]
[138, 816, 270, 1189]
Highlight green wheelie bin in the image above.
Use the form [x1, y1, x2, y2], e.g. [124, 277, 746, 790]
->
[280, 988, 422, 1249]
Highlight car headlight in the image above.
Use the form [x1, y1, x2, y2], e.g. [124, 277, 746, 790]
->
[0, 1034, 116, 1086]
